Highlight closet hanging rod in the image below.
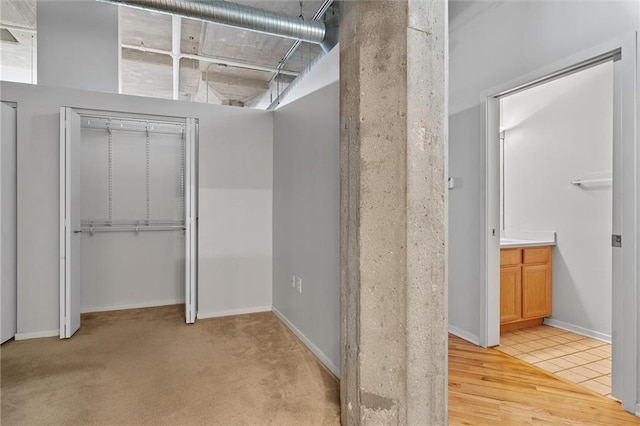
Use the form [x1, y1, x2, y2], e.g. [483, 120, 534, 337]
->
[78, 225, 185, 234]
[571, 178, 612, 186]
[81, 220, 184, 226]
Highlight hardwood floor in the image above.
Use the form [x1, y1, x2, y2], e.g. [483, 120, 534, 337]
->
[449, 335, 639, 425]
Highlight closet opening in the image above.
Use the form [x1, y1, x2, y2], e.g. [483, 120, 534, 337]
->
[59, 108, 198, 338]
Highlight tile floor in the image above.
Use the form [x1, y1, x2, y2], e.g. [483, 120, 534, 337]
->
[497, 325, 613, 397]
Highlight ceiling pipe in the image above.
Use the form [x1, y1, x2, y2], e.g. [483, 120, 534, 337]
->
[267, 46, 330, 111]
[101, 0, 334, 50]
[270, 0, 335, 87]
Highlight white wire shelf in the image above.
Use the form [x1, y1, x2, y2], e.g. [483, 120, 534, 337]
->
[79, 220, 185, 234]
[570, 178, 613, 186]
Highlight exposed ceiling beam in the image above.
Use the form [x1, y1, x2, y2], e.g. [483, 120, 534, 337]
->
[122, 43, 299, 77]
[0, 24, 36, 34]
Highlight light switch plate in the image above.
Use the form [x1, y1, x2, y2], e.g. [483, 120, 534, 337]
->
[296, 277, 302, 293]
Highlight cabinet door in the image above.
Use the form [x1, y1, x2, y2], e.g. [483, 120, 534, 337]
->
[522, 264, 552, 319]
[500, 266, 522, 323]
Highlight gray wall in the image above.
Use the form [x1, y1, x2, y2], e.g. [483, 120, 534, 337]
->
[448, 0, 639, 342]
[0, 81, 273, 336]
[272, 82, 340, 375]
[37, 0, 119, 93]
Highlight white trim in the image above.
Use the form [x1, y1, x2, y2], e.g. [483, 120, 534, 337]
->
[634, 404, 640, 418]
[272, 306, 340, 377]
[543, 318, 612, 344]
[196, 306, 271, 319]
[15, 329, 59, 341]
[184, 118, 197, 324]
[59, 107, 66, 339]
[448, 325, 480, 346]
[80, 299, 185, 314]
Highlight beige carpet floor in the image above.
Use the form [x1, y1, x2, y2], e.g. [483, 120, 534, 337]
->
[1, 306, 340, 425]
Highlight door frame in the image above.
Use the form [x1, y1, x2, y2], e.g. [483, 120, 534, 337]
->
[478, 33, 637, 412]
[59, 109, 200, 333]
[1, 102, 17, 344]
[185, 117, 198, 324]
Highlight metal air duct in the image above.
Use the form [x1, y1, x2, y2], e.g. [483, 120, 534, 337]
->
[102, 0, 330, 47]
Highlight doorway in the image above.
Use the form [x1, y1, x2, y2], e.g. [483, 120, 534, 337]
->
[59, 108, 198, 338]
[480, 36, 638, 412]
[494, 61, 614, 397]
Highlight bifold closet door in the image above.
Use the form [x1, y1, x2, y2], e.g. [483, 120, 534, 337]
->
[185, 118, 197, 324]
[1, 103, 17, 343]
[59, 107, 82, 338]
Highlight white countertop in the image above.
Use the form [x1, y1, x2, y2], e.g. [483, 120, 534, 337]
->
[500, 230, 556, 248]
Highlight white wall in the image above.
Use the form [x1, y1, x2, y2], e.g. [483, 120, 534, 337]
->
[0, 81, 273, 336]
[81, 232, 185, 312]
[448, 0, 638, 342]
[198, 112, 273, 318]
[502, 62, 613, 339]
[37, 0, 118, 93]
[272, 81, 340, 375]
[80, 124, 186, 312]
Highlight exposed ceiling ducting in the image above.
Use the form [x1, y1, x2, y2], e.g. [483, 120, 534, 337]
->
[101, 0, 336, 52]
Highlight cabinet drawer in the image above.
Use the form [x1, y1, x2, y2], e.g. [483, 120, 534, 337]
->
[500, 249, 521, 266]
[523, 246, 551, 264]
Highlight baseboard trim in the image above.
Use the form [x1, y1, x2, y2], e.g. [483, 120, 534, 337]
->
[197, 306, 271, 319]
[543, 318, 612, 344]
[448, 325, 480, 346]
[15, 329, 59, 341]
[81, 299, 185, 314]
[272, 306, 340, 378]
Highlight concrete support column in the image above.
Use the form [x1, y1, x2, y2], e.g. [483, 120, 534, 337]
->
[339, 1, 448, 424]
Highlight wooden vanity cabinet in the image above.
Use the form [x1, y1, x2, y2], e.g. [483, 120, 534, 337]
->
[500, 246, 552, 333]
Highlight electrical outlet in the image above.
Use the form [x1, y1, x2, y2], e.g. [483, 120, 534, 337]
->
[291, 275, 296, 288]
[296, 276, 302, 294]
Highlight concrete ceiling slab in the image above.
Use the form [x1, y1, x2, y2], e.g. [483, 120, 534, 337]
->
[0, 0, 37, 83]
[119, 0, 336, 107]
[0, 0, 336, 108]
[0, 0, 36, 28]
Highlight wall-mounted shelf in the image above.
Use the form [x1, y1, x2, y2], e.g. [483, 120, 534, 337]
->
[80, 220, 184, 234]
